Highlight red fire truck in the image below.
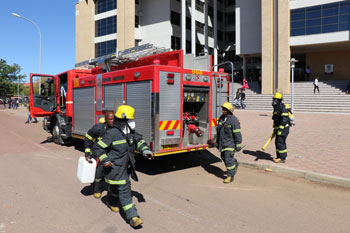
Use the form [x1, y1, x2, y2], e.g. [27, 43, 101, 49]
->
[30, 44, 230, 157]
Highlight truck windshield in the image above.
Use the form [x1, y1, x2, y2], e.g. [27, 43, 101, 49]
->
[32, 76, 55, 97]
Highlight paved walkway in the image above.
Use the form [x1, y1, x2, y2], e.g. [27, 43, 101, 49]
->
[2, 105, 350, 187]
[210, 109, 350, 187]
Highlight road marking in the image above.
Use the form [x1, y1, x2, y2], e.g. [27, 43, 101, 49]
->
[0, 223, 5, 232]
[8, 130, 50, 151]
[33, 153, 58, 159]
[194, 184, 254, 191]
[145, 195, 201, 222]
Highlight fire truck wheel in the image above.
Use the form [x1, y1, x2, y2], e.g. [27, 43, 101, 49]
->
[52, 121, 63, 145]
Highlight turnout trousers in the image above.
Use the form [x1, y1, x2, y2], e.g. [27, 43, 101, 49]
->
[220, 150, 238, 177]
[93, 162, 104, 193]
[275, 128, 289, 160]
[107, 181, 139, 221]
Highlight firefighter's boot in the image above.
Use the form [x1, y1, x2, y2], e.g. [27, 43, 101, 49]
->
[109, 206, 120, 212]
[93, 192, 102, 199]
[223, 176, 234, 184]
[273, 158, 286, 163]
[130, 217, 143, 228]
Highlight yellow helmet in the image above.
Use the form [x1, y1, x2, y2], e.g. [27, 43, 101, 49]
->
[273, 92, 283, 100]
[115, 105, 135, 119]
[221, 102, 234, 113]
[99, 117, 105, 123]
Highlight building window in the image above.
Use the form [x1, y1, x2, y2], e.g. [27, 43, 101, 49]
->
[95, 39, 117, 57]
[291, 1, 350, 36]
[225, 0, 235, 7]
[208, 26, 214, 38]
[186, 17, 191, 30]
[196, 43, 204, 56]
[135, 16, 140, 28]
[225, 31, 235, 43]
[196, 0, 204, 13]
[225, 12, 235, 25]
[171, 36, 181, 50]
[186, 40, 192, 54]
[96, 0, 117, 15]
[196, 21, 204, 34]
[95, 16, 117, 37]
[171, 11, 181, 26]
[218, 30, 223, 42]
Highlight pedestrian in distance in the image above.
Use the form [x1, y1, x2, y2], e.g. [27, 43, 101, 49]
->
[240, 89, 246, 109]
[25, 104, 38, 124]
[234, 88, 241, 108]
[314, 76, 320, 94]
[271, 92, 290, 163]
[216, 102, 242, 183]
[241, 77, 249, 89]
[305, 66, 310, 79]
[346, 80, 350, 94]
[84, 111, 114, 199]
[95, 105, 153, 228]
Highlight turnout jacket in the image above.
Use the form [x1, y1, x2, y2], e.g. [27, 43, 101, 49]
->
[95, 127, 150, 184]
[272, 103, 290, 137]
[84, 123, 107, 157]
[217, 114, 242, 152]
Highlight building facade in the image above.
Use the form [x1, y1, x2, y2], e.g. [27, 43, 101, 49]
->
[236, 0, 350, 94]
[75, 0, 237, 71]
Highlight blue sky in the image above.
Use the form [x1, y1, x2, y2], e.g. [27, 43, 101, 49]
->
[1, 0, 77, 82]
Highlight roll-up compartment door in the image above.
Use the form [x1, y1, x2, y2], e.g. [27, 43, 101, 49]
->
[73, 87, 95, 135]
[104, 83, 124, 111]
[159, 71, 181, 151]
[126, 81, 152, 144]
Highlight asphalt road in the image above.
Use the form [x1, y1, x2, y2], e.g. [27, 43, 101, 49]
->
[1, 108, 350, 233]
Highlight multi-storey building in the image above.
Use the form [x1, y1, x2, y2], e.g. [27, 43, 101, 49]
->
[75, 0, 237, 71]
[236, 0, 350, 94]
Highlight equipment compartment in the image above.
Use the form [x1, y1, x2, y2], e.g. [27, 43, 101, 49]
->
[182, 86, 209, 146]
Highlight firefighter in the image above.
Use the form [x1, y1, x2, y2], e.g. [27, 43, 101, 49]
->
[272, 92, 290, 163]
[95, 105, 154, 228]
[84, 111, 114, 198]
[216, 102, 242, 184]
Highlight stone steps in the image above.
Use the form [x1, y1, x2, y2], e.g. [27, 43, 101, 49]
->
[230, 80, 350, 113]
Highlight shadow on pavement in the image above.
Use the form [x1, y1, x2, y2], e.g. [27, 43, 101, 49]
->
[136, 150, 221, 176]
[80, 182, 108, 196]
[242, 149, 273, 161]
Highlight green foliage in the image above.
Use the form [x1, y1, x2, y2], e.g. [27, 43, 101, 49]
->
[0, 59, 26, 97]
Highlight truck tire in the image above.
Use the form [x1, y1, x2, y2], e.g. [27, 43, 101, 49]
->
[52, 120, 64, 145]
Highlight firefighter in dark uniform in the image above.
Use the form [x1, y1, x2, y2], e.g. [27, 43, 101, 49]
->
[272, 92, 290, 163]
[84, 111, 114, 198]
[217, 102, 242, 184]
[95, 105, 154, 228]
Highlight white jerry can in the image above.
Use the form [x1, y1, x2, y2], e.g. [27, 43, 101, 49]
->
[77, 157, 96, 183]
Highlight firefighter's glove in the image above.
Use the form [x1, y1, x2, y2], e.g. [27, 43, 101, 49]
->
[236, 146, 242, 152]
[143, 150, 154, 160]
[85, 153, 92, 161]
[103, 161, 114, 167]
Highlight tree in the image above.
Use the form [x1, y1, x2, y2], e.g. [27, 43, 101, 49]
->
[0, 59, 26, 98]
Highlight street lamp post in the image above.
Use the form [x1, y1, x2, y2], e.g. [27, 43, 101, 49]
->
[12, 13, 42, 98]
[289, 58, 298, 113]
[12, 13, 42, 73]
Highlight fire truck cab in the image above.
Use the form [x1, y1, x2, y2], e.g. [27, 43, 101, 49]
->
[30, 45, 230, 156]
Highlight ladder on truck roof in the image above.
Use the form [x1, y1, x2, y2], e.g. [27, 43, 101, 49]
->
[75, 43, 171, 71]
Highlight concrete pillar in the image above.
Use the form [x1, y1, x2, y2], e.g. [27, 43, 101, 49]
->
[75, 0, 95, 64]
[214, 0, 218, 71]
[117, 0, 135, 50]
[204, 0, 208, 54]
[191, 0, 196, 55]
[261, 0, 274, 94]
[181, 0, 186, 53]
[243, 56, 247, 78]
[277, 1, 291, 94]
